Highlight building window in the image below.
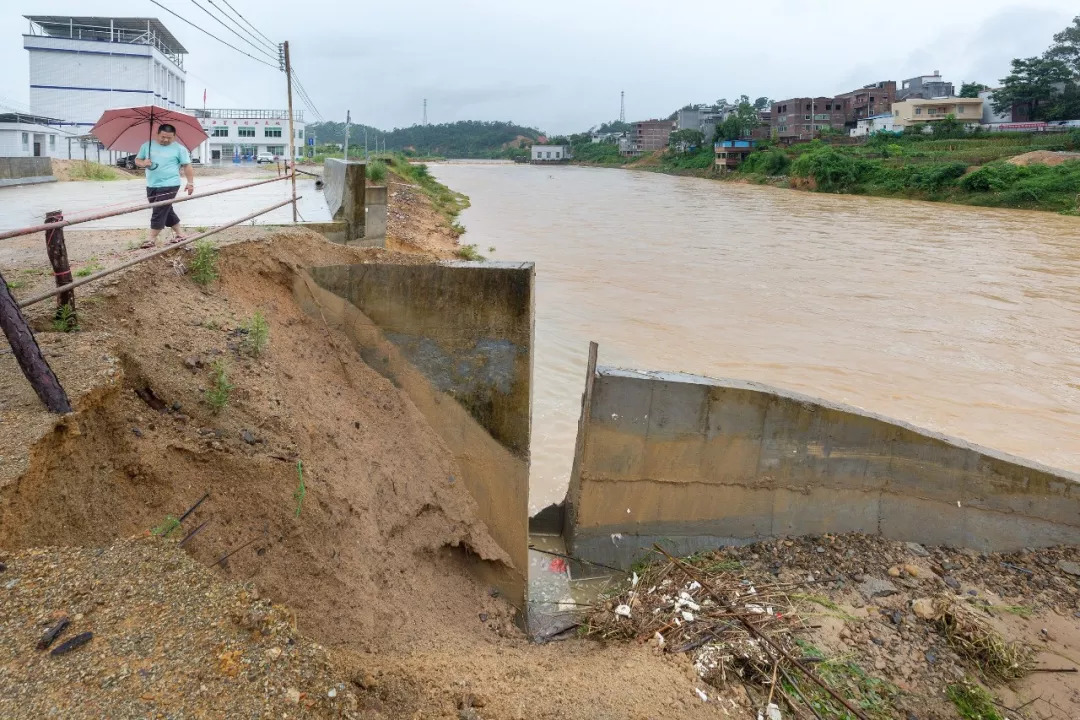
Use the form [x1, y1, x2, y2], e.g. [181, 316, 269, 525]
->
[555, 151, 561, 159]
[21, 132, 28, 149]
[297, 130, 304, 140]
[212, 126, 229, 137]
[265, 126, 282, 138]
[266, 145, 285, 155]
[915, 108, 922, 115]
[237, 126, 255, 137]
[49, 135, 56, 148]
[957, 106, 965, 113]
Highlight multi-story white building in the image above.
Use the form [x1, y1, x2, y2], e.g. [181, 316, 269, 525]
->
[187, 109, 306, 163]
[23, 15, 188, 131]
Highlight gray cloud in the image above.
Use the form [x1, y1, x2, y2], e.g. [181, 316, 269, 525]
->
[0, 0, 1074, 133]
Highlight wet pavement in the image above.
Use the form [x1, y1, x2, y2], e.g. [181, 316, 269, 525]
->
[0, 168, 331, 231]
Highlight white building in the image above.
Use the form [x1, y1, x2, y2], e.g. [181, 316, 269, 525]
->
[0, 112, 81, 159]
[849, 113, 899, 137]
[23, 16, 188, 132]
[531, 144, 569, 163]
[188, 109, 306, 163]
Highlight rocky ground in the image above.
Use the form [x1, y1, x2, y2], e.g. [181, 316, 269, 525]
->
[588, 533, 1080, 719]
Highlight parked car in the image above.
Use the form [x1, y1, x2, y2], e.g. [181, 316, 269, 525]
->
[116, 154, 136, 170]
[256, 153, 275, 164]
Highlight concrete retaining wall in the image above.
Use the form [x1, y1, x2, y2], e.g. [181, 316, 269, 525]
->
[566, 367, 1080, 569]
[299, 261, 534, 609]
[364, 186, 387, 247]
[0, 157, 55, 187]
[322, 159, 366, 242]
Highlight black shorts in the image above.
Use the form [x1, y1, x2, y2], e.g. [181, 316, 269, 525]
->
[147, 186, 181, 230]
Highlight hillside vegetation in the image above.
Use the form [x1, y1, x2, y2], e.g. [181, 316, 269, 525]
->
[734, 131, 1080, 212]
[307, 120, 542, 158]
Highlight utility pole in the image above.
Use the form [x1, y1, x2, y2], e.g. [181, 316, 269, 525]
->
[620, 90, 625, 123]
[282, 41, 298, 222]
[423, 98, 427, 125]
[343, 109, 351, 160]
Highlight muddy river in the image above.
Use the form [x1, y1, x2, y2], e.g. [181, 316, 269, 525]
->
[430, 162, 1080, 513]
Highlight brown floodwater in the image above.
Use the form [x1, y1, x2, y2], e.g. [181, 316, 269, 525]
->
[430, 162, 1080, 513]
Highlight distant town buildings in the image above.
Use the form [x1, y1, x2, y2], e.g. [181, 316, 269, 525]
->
[714, 139, 755, 170]
[620, 119, 674, 156]
[770, 97, 847, 140]
[897, 71, 955, 100]
[890, 97, 983, 128]
[849, 113, 898, 137]
[188, 108, 306, 163]
[531, 144, 569, 163]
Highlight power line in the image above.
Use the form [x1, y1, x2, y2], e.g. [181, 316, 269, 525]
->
[290, 70, 323, 122]
[146, 0, 280, 70]
[186, 0, 279, 62]
[218, 0, 277, 49]
[206, 0, 277, 53]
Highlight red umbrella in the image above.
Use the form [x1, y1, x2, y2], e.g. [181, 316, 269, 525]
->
[90, 106, 207, 157]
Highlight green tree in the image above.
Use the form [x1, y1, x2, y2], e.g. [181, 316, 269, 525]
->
[669, 129, 704, 150]
[753, 96, 772, 110]
[993, 56, 1073, 120]
[1045, 15, 1080, 72]
[715, 99, 760, 141]
[932, 114, 964, 137]
[959, 82, 988, 98]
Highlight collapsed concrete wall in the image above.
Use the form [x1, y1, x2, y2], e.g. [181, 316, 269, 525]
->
[321, 159, 368, 244]
[297, 261, 533, 609]
[566, 367, 1080, 569]
[0, 157, 55, 187]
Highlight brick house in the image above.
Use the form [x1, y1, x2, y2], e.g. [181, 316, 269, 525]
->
[619, 119, 673, 156]
[770, 98, 846, 140]
[836, 81, 896, 126]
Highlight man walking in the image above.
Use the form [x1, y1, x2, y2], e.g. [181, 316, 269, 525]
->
[134, 123, 194, 248]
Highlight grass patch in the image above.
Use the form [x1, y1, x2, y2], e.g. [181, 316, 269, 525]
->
[242, 310, 269, 357]
[934, 595, 1034, 680]
[947, 681, 1003, 720]
[75, 258, 103, 278]
[205, 361, 233, 414]
[684, 550, 743, 574]
[366, 160, 387, 183]
[68, 161, 121, 181]
[791, 593, 861, 622]
[293, 460, 306, 517]
[189, 239, 219, 286]
[487, 246, 495, 253]
[5, 279, 24, 290]
[151, 515, 181, 537]
[455, 244, 484, 261]
[51, 303, 78, 332]
[790, 640, 900, 719]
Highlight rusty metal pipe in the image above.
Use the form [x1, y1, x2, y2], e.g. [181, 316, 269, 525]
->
[0, 174, 295, 242]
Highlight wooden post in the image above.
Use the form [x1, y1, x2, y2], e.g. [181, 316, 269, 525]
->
[0, 269, 71, 413]
[44, 211, 75, 321]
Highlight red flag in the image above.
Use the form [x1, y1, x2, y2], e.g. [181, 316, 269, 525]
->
[202, 88, 207, 108]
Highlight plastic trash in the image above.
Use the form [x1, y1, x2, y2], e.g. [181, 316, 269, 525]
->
[695, 688, 708, 702]
[681, 610, 695, 622]
[767, 702, 782, 720]
[615, 604, 632, 619]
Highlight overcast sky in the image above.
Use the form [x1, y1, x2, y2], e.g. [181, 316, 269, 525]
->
[0, 0, 1074, 133]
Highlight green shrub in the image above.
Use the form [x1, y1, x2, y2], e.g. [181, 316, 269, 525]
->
[205, 361, 233, 413]
[51, 303, 78, 332]
[366, 160, 387, 183]
[740, 148, 790, 175]
[791, 146, 861, 192]
[189, 239, 219, 286]
[243, 310, 269, 357]
[455, 244, 484, 261]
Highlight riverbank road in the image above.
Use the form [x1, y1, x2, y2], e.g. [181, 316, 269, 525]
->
[0, 167, 331, 233]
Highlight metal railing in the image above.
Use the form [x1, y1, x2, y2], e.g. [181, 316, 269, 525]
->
[0, 170, 302, 412]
